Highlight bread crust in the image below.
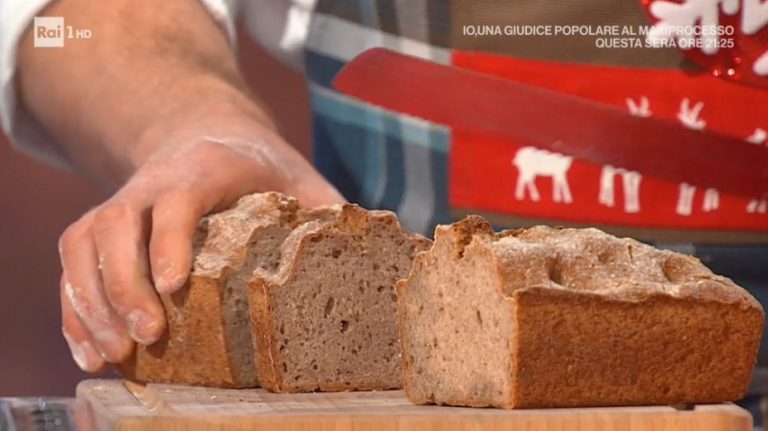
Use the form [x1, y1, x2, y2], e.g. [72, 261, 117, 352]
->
[249, 276, 282, 391]
[509, 287, 763, 408]
[119, 273, 240, 387]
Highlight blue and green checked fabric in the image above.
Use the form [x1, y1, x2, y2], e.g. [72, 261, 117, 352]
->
[311, 86, 451, 234]
[306, 0, 451, 235]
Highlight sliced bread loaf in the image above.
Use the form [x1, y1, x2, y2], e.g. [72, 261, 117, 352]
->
[397, 216, 764, 408]
[119, 192, 299, 388]
[250, 204, 431, 392]
[121, 193, 430, 391]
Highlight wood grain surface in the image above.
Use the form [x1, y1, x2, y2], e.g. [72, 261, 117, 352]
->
[76, 379, 752, 431]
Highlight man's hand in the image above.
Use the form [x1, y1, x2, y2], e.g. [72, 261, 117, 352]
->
[16, 0, 344, 370]
[58, 106, 344, 371]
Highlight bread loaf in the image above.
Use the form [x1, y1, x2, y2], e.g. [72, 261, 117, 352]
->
[397, 216, 764, 408]
[120, 193, 430, 391]
[250, 204, 431, 392]
[120, 193, 299, 388]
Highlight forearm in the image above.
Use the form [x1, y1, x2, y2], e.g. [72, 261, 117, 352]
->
[17, 0, 274, 186]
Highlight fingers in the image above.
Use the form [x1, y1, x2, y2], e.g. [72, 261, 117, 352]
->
[149, 188, 209, 294]
[91, 200, 166, 346]
[58, 216, 134, 362]
[60, 274, 105, 372]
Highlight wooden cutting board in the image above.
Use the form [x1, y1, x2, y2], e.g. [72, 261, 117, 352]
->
[77, 379, 752, 431]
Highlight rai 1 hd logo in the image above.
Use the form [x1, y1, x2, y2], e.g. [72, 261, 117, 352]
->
[33, 17, 92, 48]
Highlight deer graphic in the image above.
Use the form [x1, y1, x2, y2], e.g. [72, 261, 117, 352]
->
[626, 97, 652, 118]
[677, 98, 706, 131]
[676, 183, 720, 216]
[599, 166, 642, 213]
[745, 127, 767, 213]
[512, 146, 573, 203]
[672, 99, 716, 216]
[747, 128, 767, 145]
[748, 199, 767, 214]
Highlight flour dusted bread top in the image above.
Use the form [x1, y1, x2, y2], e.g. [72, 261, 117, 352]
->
[192, 192, 299, 278]
[442, 216, 760, 307]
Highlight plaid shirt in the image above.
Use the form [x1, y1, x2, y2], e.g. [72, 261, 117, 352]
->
[304, 0, 768, 363]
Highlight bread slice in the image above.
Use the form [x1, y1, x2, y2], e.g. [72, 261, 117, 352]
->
[249, 204, 431, 392]
[397, 216, 764, 408]
[120, 193, 299, 388]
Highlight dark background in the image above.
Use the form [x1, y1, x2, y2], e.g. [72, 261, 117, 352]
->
[0, 33, 312, 396]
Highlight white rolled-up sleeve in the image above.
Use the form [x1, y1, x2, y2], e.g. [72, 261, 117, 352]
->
[0, 0, 70, 168]
[243, 0, 316, 68]
[0, 0, 240, 169]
